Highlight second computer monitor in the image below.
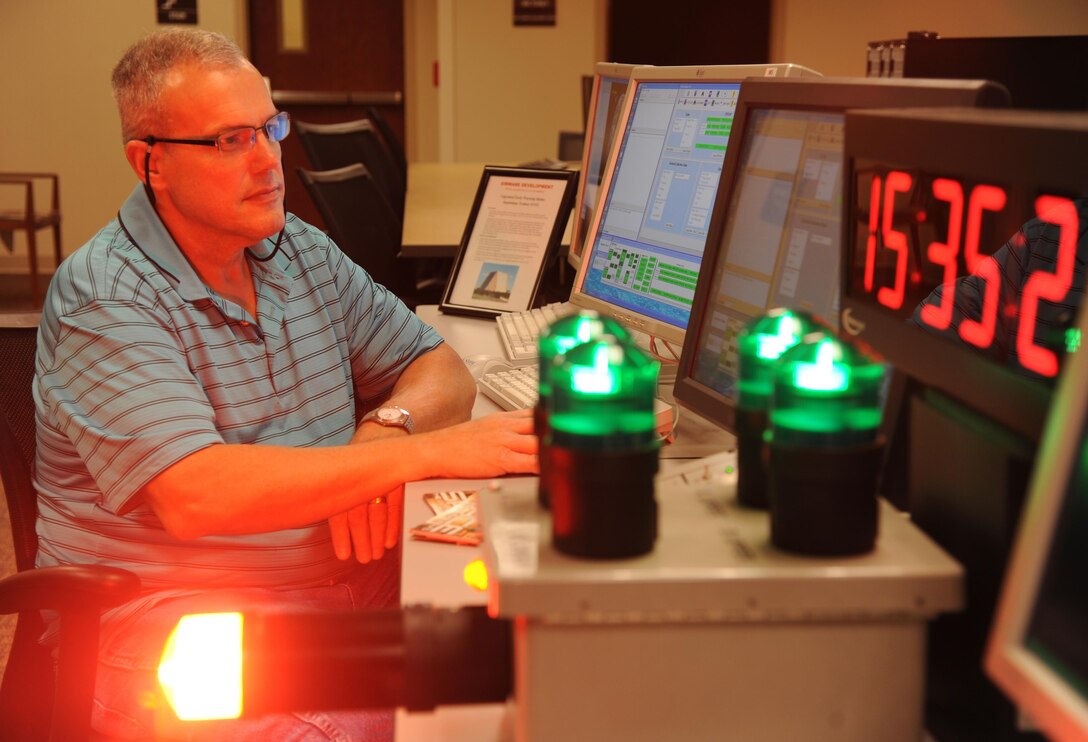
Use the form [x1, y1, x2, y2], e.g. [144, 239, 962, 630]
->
[568, 62, 638, 271]
[672, 76, 1011, 434]
[569, 63, 821, 346]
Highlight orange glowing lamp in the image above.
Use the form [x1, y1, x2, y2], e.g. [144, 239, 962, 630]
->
[158, 612, 244, 721]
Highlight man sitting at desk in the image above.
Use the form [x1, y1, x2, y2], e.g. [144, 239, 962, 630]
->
[33, 28, 536, 740]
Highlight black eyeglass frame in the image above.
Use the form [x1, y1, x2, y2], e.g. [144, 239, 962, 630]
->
[141, 111, 291, 152]
[139, 112, 290, 206]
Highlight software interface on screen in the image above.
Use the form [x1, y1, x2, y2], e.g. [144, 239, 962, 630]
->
[688, 108, 845, 400]
[577, 80, 742, 334]
[570, 72, 632, 265]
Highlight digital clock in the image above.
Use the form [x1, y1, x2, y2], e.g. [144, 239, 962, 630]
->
[841, 107, 1088, 440]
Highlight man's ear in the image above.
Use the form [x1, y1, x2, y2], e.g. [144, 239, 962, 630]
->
[124, 139, 153, 184]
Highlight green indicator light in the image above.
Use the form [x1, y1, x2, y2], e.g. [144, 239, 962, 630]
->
[792, 339, 849, 392]
[548, 335, 660, 451]
[1066, 327, 1082, 354]
[570, 344, 620, 394]
[769, 332, 886, 448]
[538, 311, 631, 398]
[736, 308, 818, 412]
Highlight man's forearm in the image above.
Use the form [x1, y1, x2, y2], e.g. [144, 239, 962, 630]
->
[358, 342, 475, 434]
[141, 435, 431, 540]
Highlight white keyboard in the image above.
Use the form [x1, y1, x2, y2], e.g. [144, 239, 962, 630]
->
[477, 361, 539, 411]
[476, 359, 676, 439]
[496, 302, 573, 362]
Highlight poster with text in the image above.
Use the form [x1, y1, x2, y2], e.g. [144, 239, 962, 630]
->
[442, 168, 575, 317]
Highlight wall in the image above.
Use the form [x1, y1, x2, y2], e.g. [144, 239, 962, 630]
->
[439, 0, 604, 163]
[3, 0, 1088, 279]
[770, 0, 1088, 76]
[0, 0, 246, 275]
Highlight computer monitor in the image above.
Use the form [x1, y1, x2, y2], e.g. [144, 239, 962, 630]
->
[839, 106, 1087, 741]
[672, 77, 1010, 434]
[569, 63, 821, 346]
[567, 62, 638, 271]
[985, 295, 1088, 742]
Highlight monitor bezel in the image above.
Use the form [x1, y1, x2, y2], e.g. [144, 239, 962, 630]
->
[567, 61, 639, 272]
[985, 291, 1088, 742]
[672, 77, 1012, 434]
[840, 106, 1088, 442]
[569, 63, 821, 346]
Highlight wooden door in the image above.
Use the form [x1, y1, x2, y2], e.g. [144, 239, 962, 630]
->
[248, 0, 405, 229]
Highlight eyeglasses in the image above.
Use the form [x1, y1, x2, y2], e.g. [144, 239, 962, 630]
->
[142, 111, 291, 153]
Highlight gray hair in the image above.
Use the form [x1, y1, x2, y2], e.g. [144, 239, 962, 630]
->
[111, 28, 250, 143]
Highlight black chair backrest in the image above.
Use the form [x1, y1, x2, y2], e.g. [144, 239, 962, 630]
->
[0, 312, 41, 573]
[298, 164, 409, 296]
[294, 118, 406, 221]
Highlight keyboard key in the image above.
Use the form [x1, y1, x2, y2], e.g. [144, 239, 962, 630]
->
[495, 302, 574, 362]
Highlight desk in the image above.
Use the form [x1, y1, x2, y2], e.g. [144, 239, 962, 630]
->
[401, 163, 575, 259]
[394, 306, 511, 740]
[401, 162, 486, 258]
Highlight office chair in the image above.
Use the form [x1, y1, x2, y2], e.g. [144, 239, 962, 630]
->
[0, 311, 140, 742]
[0, 174, 63, 308]
[298, 164, 445, 311]
[294, 118, 407, 222]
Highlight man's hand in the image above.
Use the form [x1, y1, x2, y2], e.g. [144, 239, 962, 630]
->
[329, 485, 403, 563]
[423, 409, 539, 479]
[327, 409, 537, 562]
[329, 414, 411, 563]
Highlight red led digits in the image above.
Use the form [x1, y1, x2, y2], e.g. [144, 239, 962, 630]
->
[862, 170, 1079, 380]
[863, 174, 882, 292]
[876, 170, 914, 310]
[957, 185, 1007, 349]
[1016, 195, 1079, 377]
[919, 178, 965, 330]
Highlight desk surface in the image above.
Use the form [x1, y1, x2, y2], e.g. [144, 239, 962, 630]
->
[401, 162, 575, 259]
[401, 162, 484, 258]
[395, 306, 510, 740]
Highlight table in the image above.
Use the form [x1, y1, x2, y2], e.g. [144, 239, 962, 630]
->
[401, 162, 574, 259]
[401, 162, 486, 258]
[394, 306, 511, 740]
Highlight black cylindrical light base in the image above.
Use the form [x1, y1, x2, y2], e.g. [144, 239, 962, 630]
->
[535, 403, 552, 509]
[735, 407, 769, 509]
[243, 605, 512, 716]
[548, 446, 658, 559]
[767, 438, 884, 556]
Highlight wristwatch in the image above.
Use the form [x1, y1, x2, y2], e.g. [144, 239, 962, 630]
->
[362, 405, 414, 433]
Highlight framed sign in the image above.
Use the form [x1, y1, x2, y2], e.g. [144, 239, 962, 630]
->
[440, 166, 576, 318]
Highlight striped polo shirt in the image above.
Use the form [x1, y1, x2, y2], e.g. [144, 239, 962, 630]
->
[33, 186, 442, 594]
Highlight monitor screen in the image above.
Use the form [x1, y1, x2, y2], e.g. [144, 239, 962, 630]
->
[568, 62, 637, 270]
[986, 291, 1088, 742]
[569, 63, 821, 346]
[672, 77, 1011, 434]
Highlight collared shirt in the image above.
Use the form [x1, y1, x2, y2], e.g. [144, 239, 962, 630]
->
[34, 186, 441, 594]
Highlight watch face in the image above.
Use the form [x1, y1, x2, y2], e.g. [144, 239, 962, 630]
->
[378, 408, 405, 423]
